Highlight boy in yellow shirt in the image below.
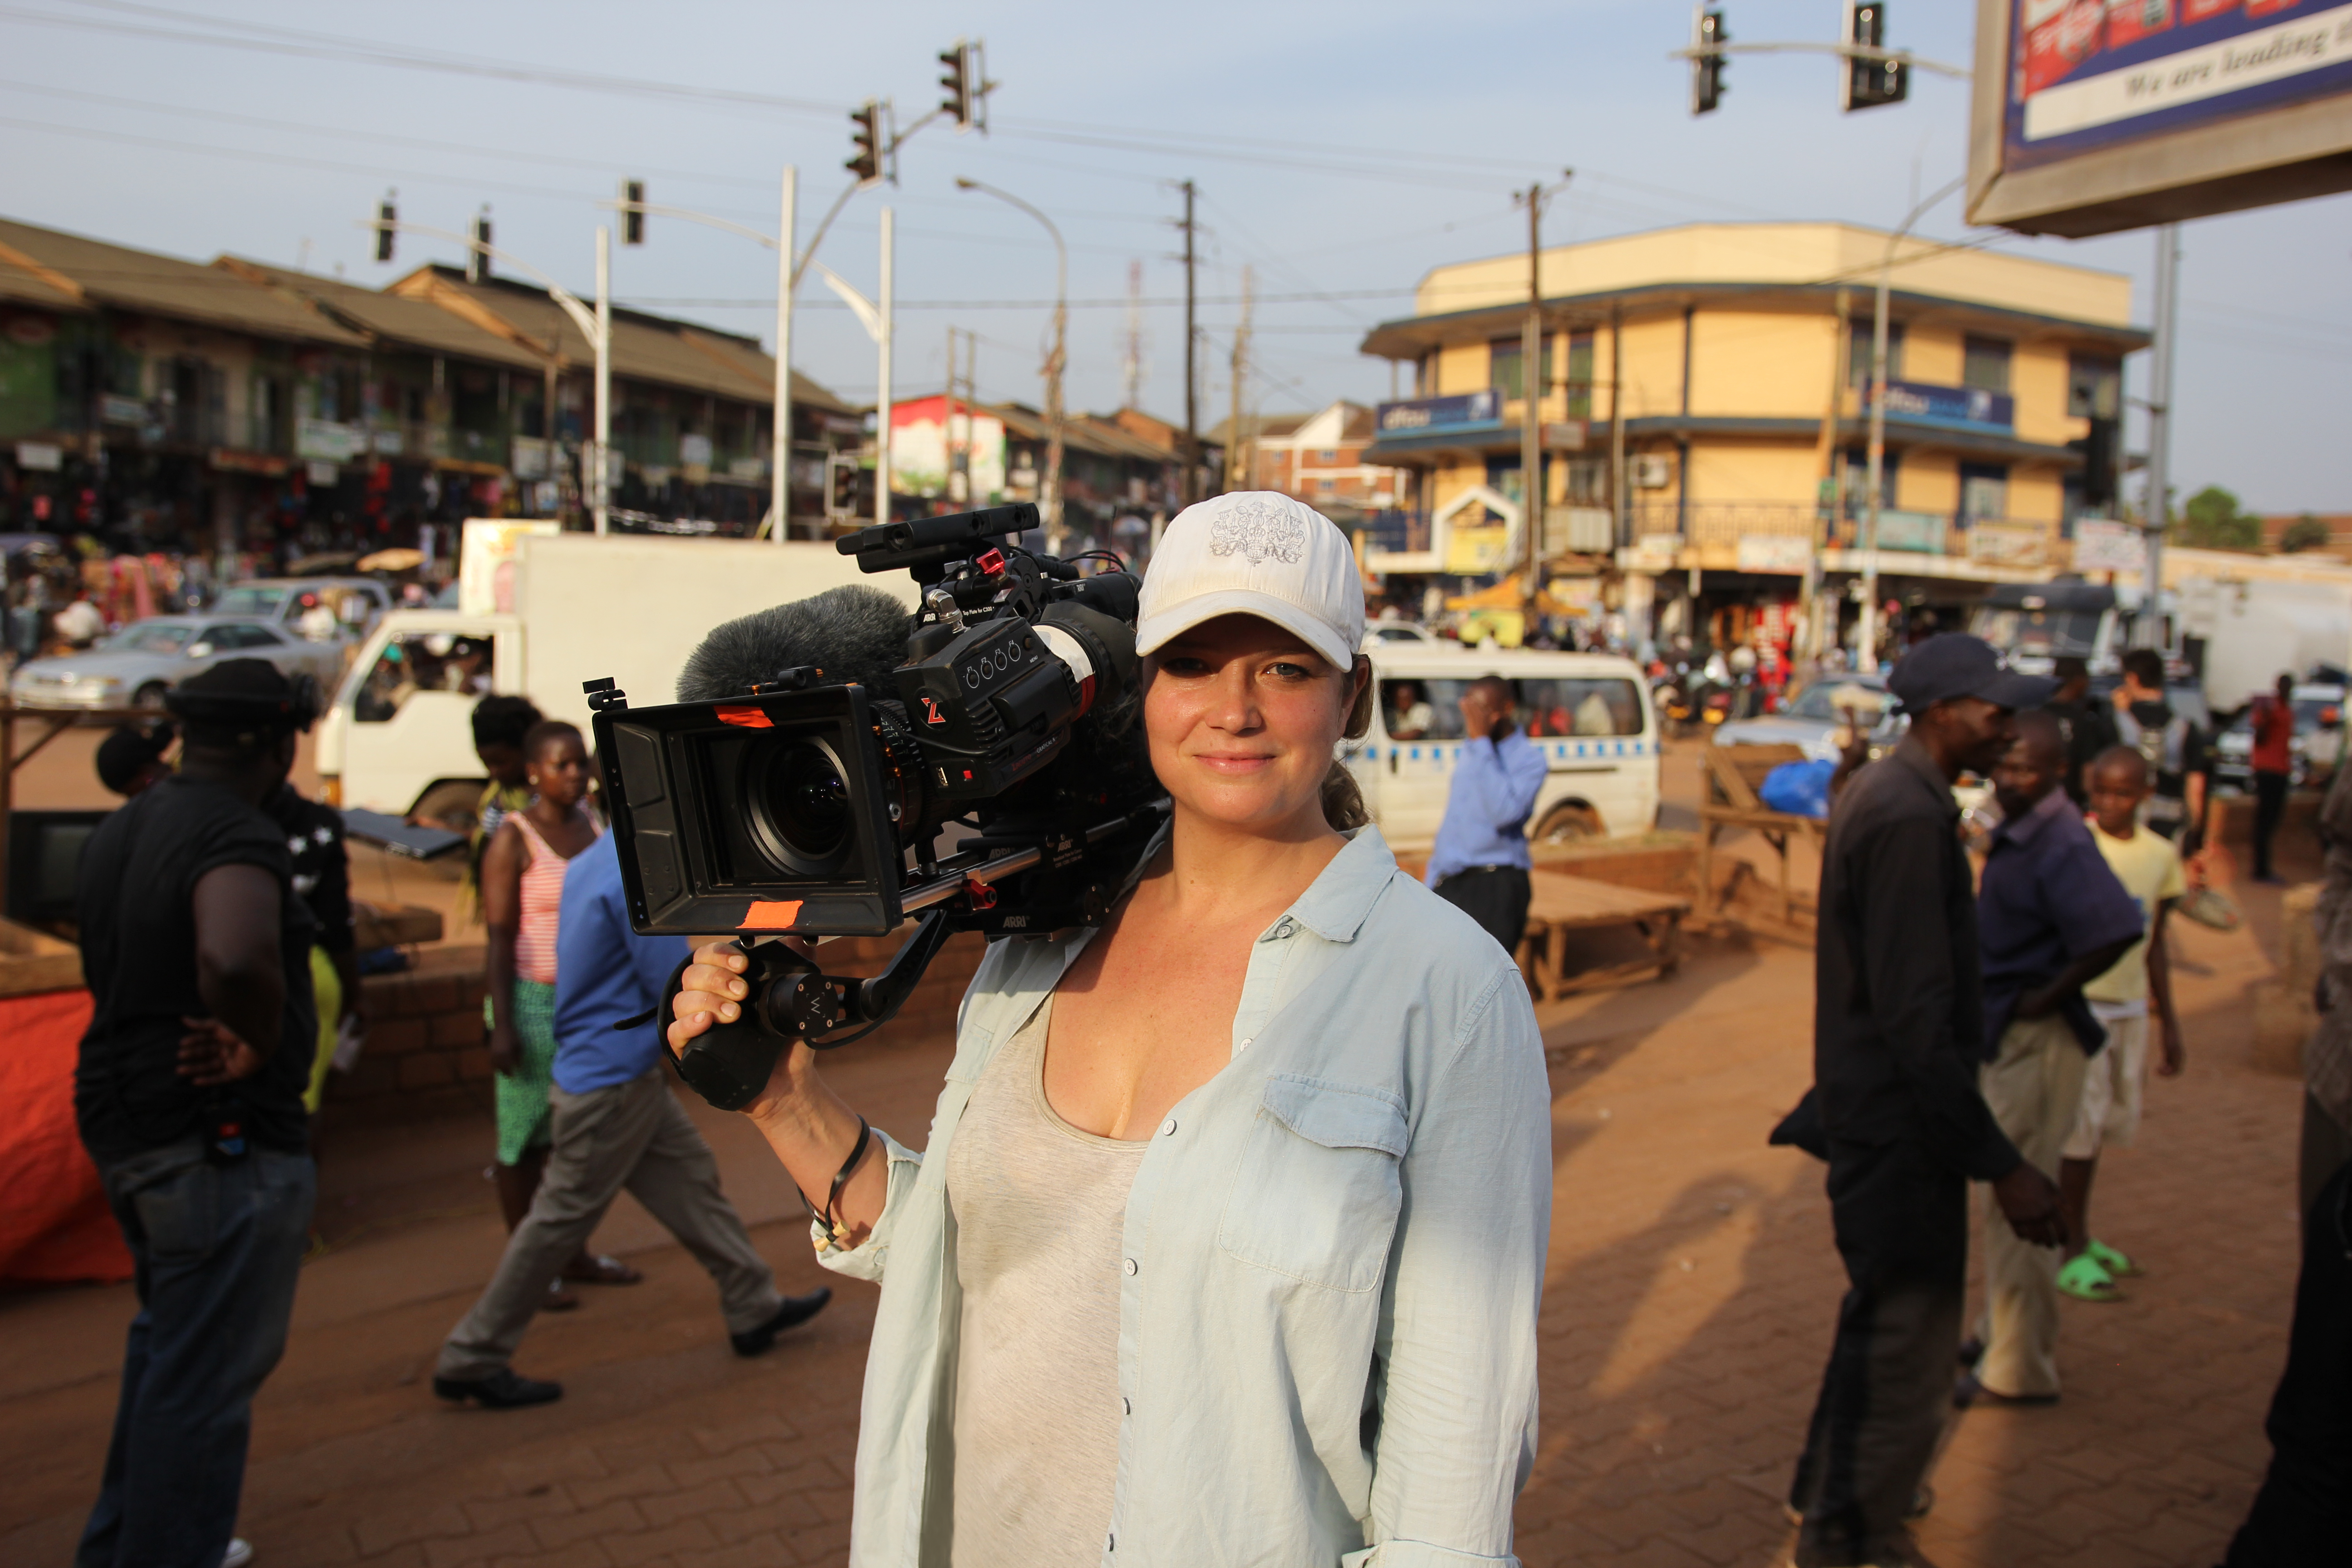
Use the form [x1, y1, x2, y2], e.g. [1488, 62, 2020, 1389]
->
[2060, 746, 2188, 1300]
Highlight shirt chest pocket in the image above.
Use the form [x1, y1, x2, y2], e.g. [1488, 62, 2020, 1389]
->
[1217, 1074, 1408, 1294]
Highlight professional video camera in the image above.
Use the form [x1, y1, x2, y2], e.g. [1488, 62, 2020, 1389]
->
[588, 502, 1169, 1107]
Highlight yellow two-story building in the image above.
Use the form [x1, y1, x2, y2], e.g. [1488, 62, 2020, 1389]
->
[1357, 221, 2148, 647]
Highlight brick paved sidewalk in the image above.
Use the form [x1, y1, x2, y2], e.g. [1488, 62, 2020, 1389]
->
[1, 885, 2308, 1568]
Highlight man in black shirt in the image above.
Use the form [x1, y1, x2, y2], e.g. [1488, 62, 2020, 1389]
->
[1788, 635, 2071, 1568]
[2113, 647, 2213, 852]
[74, 659, 320, 1568]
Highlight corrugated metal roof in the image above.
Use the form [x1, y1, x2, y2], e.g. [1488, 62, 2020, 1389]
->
[216, 258, 550, 372]
[388, 265, 852, 414]
[0, 217, 363, 346]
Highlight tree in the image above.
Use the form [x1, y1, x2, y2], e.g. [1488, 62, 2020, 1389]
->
[2280, 512, 2333, 553]
[2175, 485, 2262, 551]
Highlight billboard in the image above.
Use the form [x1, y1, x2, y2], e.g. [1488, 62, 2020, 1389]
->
[1968, 0, 2352, 235]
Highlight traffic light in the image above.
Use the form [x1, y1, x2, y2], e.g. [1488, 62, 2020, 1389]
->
[467, 211, 491, 284]
[1841, 4, 1908, 112]
[847, 100, 882, 185]
[622, 180, 646, 245]
[373, 193, 396, 263]
[939, 41, 972, 130]
[1691, 10, 1728, 116]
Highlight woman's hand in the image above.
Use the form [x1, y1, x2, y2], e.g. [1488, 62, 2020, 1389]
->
[667, 939, 752, 1050]
[489, 1022, 522, 1077]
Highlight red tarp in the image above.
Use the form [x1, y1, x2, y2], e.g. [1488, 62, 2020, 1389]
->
[0, 988, 133, 1286]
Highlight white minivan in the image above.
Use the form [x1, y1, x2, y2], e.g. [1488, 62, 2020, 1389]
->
[1348, 643, 1661, 846]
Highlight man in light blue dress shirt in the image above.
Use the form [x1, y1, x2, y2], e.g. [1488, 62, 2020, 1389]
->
[1423, 675, 1550, 956]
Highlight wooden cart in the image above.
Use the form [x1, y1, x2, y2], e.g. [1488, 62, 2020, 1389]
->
[1693, 742, 1826, 928]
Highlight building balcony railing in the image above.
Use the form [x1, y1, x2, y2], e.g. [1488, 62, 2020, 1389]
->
[1626, 501, 2063, 568]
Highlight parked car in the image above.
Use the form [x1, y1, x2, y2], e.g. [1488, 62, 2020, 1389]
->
[1715, 672, 1895, 763]
[210, 577, 392, 642]
[2213, 682, 2346, 793]
[8, 614, 346, 710]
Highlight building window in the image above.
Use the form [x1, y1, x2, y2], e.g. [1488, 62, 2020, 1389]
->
[1958, 462, 2009, 527]
[2068, 355, 2121, 419]
[1565, 330, 1595, 419]
[1318, 449, 1338, 463]
[1847, 323, 1905, 386]
[1565, 458, 1607, 506]
[1318, 478, 1335, 493]
[1489, 337, 1551, 401]
[1963, 335, 2013, 394]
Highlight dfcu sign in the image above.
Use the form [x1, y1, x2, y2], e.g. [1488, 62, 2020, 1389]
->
[1866, 379, 2016, 433]
[1375, 390, 1503, 437]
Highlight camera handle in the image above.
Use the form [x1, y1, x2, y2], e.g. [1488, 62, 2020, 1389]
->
[658, 910, 957, 1111]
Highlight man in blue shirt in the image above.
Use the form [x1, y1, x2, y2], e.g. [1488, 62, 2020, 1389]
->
[1424, 676, 1550, 956]
[433, 832, 829, 1408]
[1965, 709, 2142, 1407]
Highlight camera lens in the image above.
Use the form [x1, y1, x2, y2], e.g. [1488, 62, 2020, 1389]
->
[753, 738, 853, 872]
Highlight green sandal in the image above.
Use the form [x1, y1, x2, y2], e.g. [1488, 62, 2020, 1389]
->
[2057, 1252, 2124, 1302]
[2083, 1238, 2141, 1277]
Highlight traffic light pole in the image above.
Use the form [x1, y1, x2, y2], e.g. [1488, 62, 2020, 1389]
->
[773, 167, 795, 542]
[2139, 222, 2179, 641]
[954, 179, 1066, 549]
[593, 227, 611, 535]
[876, 207, 894, 533]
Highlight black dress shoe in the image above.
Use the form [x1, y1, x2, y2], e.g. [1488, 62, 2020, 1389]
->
[731, 1288, 833, 1357]
[432, 1367, 563, 1408]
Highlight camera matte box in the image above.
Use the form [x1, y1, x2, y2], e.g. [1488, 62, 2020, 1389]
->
[595, 683, 908, 937]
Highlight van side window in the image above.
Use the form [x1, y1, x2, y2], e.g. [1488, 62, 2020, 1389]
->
[353, 632, 498, 723]
[1519, 678, 1642, 737]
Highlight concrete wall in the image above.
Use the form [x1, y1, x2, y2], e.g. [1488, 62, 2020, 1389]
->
[1689, 311, 1838, 420]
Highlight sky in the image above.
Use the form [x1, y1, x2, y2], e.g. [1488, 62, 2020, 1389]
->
[1, 0, 2346, 512]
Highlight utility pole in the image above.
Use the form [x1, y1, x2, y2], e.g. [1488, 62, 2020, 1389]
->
[1228, 265, 1254, 496]
[875, 206, 893, 532]
[1122, 259, 1146, 411]
[953, 178, 1065, 546]
[771, 165, 795, 542]
[2140, 222, 2179, 641]
[593, 225, 611, 535]
[945, 322, 964, 504]
[1806, 287, 1850, 659]
[1514, 172, 1570, 618]
[1179, 180, 1198, 506]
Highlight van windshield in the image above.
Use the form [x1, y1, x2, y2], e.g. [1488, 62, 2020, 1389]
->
[1381, 676, 1642, 740]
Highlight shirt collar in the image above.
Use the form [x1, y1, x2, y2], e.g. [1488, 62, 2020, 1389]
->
[1993, 784, 2073, 848]
[1278, 825, 1400, 944]
[1891, 735, 1959, 815]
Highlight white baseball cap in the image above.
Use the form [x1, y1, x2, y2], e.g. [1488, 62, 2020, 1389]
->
[1134, 491, 1365, 670]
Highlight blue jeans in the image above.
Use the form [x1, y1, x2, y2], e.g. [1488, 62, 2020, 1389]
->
[77, 1143, 315, 1568]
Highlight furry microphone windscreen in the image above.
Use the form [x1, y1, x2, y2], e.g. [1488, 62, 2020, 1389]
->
[676, 583, 912, 703]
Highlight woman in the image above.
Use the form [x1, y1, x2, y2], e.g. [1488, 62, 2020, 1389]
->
[670, 493, 1550, 1565]
[481, 719, 635, 1298]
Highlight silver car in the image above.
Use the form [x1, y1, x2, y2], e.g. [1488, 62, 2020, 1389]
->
[9, 615, 343, 710]
[1714, 672, 1896, 763]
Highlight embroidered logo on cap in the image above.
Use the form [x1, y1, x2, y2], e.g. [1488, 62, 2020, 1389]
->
[1208, 498, 1307, 566]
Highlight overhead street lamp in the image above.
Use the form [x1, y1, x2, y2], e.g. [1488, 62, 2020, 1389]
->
[1856, 172, 1967, 673]
[955, 178, 1066, 550]
[368, 213, 613, 534]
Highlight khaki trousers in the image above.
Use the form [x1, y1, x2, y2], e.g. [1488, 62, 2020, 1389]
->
[1973, 1012, 2090, 1399]
[438, 1067, 781, 1379]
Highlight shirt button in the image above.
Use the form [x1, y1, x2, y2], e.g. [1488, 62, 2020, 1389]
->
[1238, 1037, 1254, 1051]
[1160, 1117, 1177, 1136]
[1122, 1257, 1138, 1276]
[1106, 1531, 1116, 1553]
[1122, 1395, 1132, 1415]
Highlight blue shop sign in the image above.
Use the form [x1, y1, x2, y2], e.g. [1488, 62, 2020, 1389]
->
[1376, 389, 1503, 437]
[1868, 378, 2014, 433]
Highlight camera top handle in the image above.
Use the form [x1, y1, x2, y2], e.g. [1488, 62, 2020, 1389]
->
[837, 501, 1041, 585]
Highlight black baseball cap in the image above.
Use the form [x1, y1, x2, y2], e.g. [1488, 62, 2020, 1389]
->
[1886, 633, 2056, 714]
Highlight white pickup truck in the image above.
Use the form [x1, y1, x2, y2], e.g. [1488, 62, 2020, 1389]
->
[314, 529, 917, 823]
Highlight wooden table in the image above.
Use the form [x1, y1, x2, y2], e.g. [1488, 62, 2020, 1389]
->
[1516, 869, 1691, 999]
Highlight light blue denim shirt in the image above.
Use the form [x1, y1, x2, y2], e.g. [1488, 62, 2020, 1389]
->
[816, 825, 1551, 1568]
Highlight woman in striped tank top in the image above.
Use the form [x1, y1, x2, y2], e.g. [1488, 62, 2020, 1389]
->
[481, 720, 617, 1298]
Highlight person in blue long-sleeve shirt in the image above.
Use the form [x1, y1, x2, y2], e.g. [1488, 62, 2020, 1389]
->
[432, 830, 830, 1409]
[1424, 676, 1550, 956]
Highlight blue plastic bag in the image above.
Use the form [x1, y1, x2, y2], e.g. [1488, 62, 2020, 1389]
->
[1758, 758, 1836, 819]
